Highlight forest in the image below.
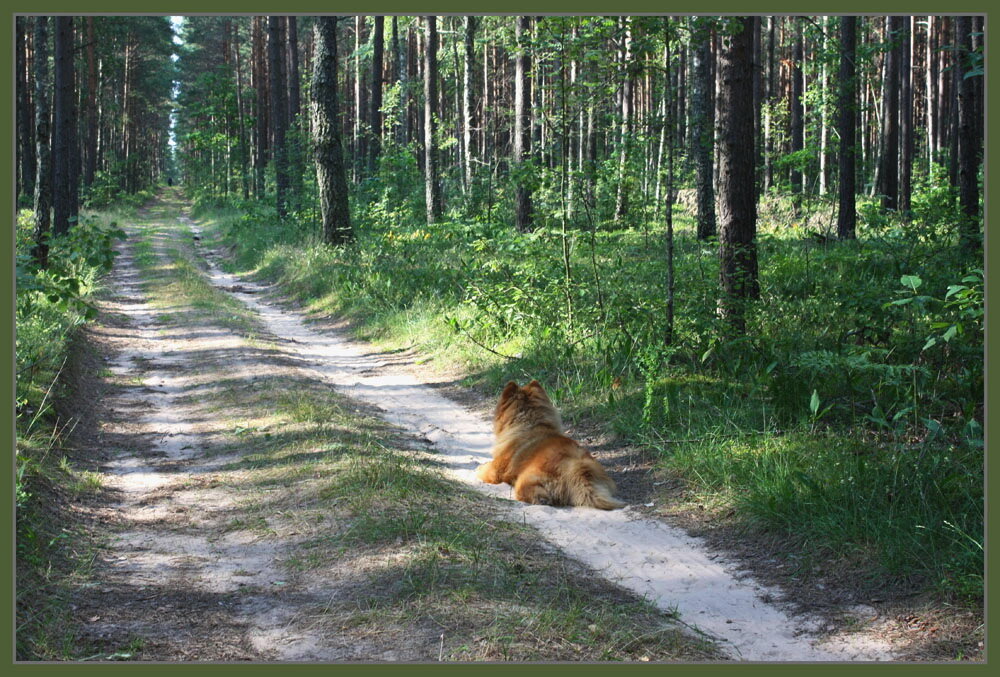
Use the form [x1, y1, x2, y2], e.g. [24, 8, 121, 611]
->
[15, 14, 984, 662]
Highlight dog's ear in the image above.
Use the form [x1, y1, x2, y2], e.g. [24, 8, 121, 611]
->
[500, 381, 519, 399]
[525, 380, 551, 401]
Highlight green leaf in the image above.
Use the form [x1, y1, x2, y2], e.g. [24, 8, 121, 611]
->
[900, 274, 922, 291]
[942, 325, 958, 342]
[809, 389, 820, 416]
[922, 336, 937, 351]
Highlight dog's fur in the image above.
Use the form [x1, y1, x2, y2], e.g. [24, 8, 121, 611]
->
[476, 380, 624, 510]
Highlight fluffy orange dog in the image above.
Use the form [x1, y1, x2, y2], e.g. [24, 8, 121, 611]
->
[476, 380, 624, 510]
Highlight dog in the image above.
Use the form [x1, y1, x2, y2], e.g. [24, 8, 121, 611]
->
[476, 380, 624, 510]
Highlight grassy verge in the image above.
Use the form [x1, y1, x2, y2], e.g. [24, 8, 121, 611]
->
[15, 206, 131, 659]
[195, 183, 983, 606]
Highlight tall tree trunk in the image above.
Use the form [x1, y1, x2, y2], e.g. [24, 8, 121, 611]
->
[818, 17, 830, 196]
[789, 18, 804, 205]
[764, 15, 776, 191]
[614, 16, 635, 224]
[926, 16, 938, 172]
[837, 16, 858, 240]
[513, 15, 534, 232]
[17, 17, 37, 202]
[878, 16, 901, 209]
[353, 16, 366, 182]
[717, 17, 759, 334]
[84, 16, 98, 188]
[391, 16, 404, 144]
[956, 15, 980, 253]
[751, 16, 762, 199]
[368, 16, 384, 175]
[313, 17, 352, 245]
[52, 16, 75, 236]
[690, 18, 716, 240]
[462, 16, 476, 192]
[252, 17, 268, 197]
[423, 16, 443, 224]
[286, 16, 303, 208]
[268, 16, 289, 218]
[899, 17, 913, 213]
[32, 16, 52, 269]
[234, 20, 250, 199]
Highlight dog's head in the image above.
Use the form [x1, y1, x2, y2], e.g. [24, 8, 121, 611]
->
[493, 380, 560, 434]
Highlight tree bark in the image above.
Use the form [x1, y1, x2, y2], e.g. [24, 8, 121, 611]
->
[286, 16, 303, 208]
[312, 17, 352, 245]
[268, 16, 289, 218]
[32, 16, 51, 269]
[513, 15, 534, 232]
[252, 17, 268, 197]
[899, 17, 913, 213]
[837, 16, 858, 240]
[717, 17, 759, 334]
[462, 16, 476, 192]
[423, 16, 443, 224]
[956, 15, 980, 253]
[614, 16, 635, 224]
[878, 16, 901, 210]
[368, 16, 384, 175]
[52, 16, 75, 236]
[84, 17, 98, 188]
[17, 17, 36, 202]
[690, 18, 716, 240]
[789, 18, 804, 204]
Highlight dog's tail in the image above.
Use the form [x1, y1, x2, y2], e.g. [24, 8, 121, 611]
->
[564, 457, 625, 510]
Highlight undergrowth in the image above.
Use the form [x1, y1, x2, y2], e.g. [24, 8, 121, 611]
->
[194, 163, 983, 604]
[15, 205, 127, 659]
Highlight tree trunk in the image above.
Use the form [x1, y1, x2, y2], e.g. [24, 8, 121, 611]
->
[353, 16, 366, 182]
[268, 16, 289, 218]
[368, 15, 384, 175]
[614, 16, 635, 225]
[837, 16, 858, 240]
[52, 16, 75, 236]
[818, 17, 830, 196]
[84, 16, 98, 189]
[956, 15, 980, 253]
[462, 16, 476, 192]
[286, 16, 303, 208]
[252, 17, 268, 197]
[898, 17, 913, 213]
[423, 16, 443, 224]
[789, 18, 804, 204]
[391, 16, 405, 145]
[926, 16, 937, 171]
[32, 16, 52, 269]
[878, 16, 901, 210]
[690, 18, 716, 240]
[17, 17, 37, 202]
[717, 17, 759, 334]
[513, 15, 534, 232]
[312, 17, 352, 245]
[234, 20, 250, 199]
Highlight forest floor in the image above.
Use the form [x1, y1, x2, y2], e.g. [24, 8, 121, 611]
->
[54, 191, 981, 662]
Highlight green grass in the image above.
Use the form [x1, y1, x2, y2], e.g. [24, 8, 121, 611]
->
[197, 177, 983, 604]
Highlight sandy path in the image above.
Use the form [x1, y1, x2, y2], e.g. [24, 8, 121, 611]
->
[90, 219, 382, 660]
[182, 216, 899, 662]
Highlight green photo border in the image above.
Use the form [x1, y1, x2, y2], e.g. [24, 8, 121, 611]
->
[4, 2, 993, 673]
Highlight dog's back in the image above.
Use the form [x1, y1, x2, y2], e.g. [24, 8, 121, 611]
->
[479, 380, 624, 510]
